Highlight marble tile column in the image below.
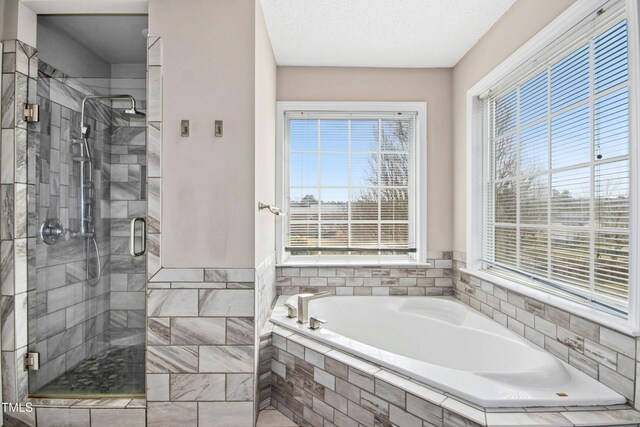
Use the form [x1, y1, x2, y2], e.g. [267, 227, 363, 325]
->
[1, 39, 38, 426]
[146, 269, 256, 427]
[144, 37, 277, 426]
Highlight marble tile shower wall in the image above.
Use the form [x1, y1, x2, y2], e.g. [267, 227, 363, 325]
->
[108, 94, 146, 348]
[30, 63, 113, 391]
[276, 252, 454, 297]
[452, 251, 640, 407]
[1, 39, 39, 426]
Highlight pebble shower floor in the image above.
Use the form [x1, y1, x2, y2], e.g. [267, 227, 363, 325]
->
[35, 345, 145, 395]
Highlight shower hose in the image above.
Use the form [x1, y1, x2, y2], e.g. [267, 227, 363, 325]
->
[86, 236, 102, 286]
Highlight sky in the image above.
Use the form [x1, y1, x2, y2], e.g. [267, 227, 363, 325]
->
[289, 119, 411, 203]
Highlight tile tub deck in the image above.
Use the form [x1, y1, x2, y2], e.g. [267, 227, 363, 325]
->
[269, 324, 640, 427]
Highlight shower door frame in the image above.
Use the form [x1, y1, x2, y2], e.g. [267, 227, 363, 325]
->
[26, 69, 148, 398]
[0, 4, 154, 426]
[0, 38, 154, 405]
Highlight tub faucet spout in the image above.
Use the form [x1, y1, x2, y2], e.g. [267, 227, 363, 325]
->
[297, 292, 331, 324]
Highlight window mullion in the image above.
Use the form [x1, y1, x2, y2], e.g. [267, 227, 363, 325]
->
[589, 36, 597, 302]
[347, 119, 352, 255]
[378, 119, 382, 253]
[547, 66, 553, 280]
[516, 86, 522, 270]
[317, 119, 322, 250]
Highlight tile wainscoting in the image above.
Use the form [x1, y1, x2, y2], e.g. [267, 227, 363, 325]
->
[146, 268, 257, 427]
[451, 251, 640, 408]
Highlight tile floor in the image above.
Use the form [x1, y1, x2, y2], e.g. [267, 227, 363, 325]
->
[256, 406, 297, 427]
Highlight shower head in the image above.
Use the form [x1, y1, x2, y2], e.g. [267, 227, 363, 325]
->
[124, 108, 146, 119]
[81, 94, 144, 121]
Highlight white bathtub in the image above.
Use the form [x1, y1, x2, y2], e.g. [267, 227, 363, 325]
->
[271, 295, 625, 408]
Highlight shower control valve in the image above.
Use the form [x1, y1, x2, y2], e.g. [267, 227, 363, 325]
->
[40, 218, 65, 245]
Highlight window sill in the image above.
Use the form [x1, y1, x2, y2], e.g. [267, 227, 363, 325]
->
[277, 258, 432, 268]
[460, 268, 640, 337]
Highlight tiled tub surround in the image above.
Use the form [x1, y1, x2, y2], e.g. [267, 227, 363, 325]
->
[30, 63, 113, 392]
[276, 255, 454, 297]
[452, 252, 640, 407]
[270, 325, 640, 427]
[271, 295, 626, 408]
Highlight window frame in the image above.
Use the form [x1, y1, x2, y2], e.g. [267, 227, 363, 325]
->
[276, 101, 428, 266]
[466, 0, 640, 335]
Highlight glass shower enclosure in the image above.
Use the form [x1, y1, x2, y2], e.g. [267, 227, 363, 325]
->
[26, 62, 146, 397]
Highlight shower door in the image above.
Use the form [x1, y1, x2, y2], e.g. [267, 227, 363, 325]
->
[26, 64, 146, 397]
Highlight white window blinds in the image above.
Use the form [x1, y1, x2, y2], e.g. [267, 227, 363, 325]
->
[285, 112, 416, 257]
[484, 5, 630, 313]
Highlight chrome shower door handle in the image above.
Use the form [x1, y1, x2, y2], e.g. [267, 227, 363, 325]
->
[130, 217, 147, 256]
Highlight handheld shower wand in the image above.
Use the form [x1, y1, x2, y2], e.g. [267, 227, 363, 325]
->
[74, 94, 146, 286]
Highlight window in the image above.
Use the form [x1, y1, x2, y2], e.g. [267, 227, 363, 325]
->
[276, 102, 426, 264]
[478, 3, 634, 315]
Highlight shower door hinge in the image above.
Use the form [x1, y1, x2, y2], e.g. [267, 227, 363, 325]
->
[24, 352, 40, 371]
[23, 103, 39, 122]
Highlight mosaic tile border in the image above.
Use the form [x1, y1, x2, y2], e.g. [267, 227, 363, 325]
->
[276, 253, 454, 298]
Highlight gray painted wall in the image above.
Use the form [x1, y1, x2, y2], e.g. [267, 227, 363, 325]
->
[37, 17, 111, 78]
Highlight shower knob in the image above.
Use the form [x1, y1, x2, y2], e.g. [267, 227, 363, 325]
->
[40, 218, 65, 245]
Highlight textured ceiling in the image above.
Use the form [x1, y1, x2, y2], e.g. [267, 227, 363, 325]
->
[39, 15, 148, 64]
[260, 0, 516, 68]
